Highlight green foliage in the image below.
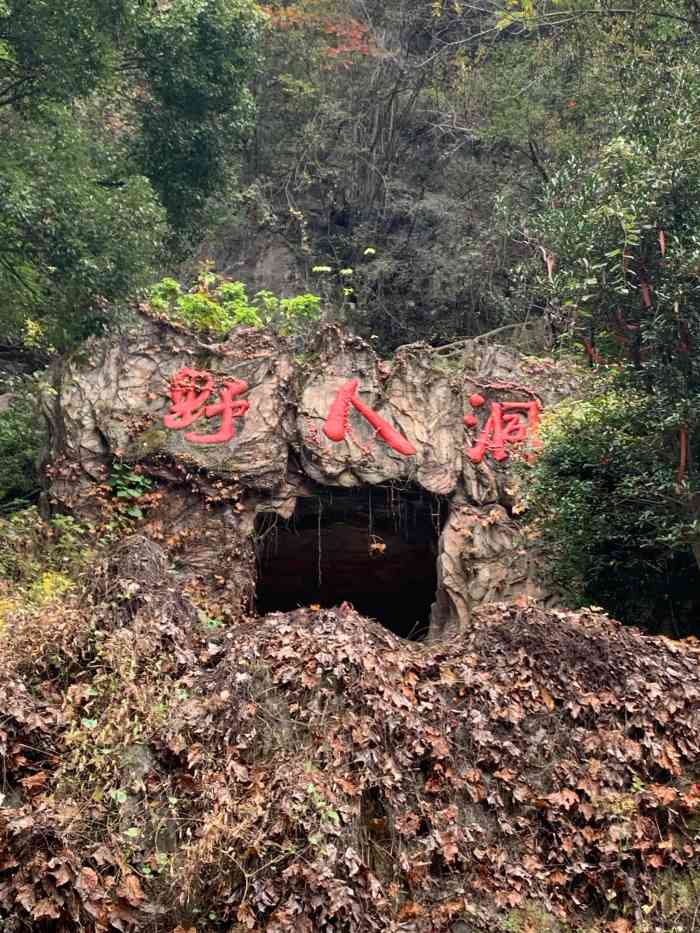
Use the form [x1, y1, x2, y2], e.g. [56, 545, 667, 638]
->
[134, 0, 263, 233]
[525, 388, 700, 634]
[0, 0, 262, 352]
[0, 109, 168, 349]
[108, 462, 154, 520]
[501, 13, 700, 632]
[252, 288, 322, 336]
[0, 391, 45, 509]
[151, 276, 249, 335]
[0, 0, 134, 109]
[0, 507, 91, 589]
[526, 52, 700, 401]
[149, 268, 321, 337]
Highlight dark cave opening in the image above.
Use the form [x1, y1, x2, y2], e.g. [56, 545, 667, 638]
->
[254, 484, 447, 640]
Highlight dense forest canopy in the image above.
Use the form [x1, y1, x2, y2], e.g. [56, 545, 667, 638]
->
[2, 0, 700, 622]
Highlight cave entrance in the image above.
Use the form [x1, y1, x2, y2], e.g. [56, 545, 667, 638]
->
[254, 484, 447, 640]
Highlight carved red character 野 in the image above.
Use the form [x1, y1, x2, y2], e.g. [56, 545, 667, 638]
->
[323, 378, 416, 456]
[464, 393, 542, 463]
[164, 367, 250, 445]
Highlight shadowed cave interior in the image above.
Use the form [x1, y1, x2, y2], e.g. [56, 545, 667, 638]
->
[254, 484, 447, 640]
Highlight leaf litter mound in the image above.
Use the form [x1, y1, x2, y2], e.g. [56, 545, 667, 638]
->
[1, 548, 700, 931]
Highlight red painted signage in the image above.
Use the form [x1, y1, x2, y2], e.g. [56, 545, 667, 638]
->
[323, 378, 416, 456]
[464, 394, 542, 463]
[164, 368, 249, 445]
[162, 368, 542, 463]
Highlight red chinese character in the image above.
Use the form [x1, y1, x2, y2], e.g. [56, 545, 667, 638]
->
[465, 400, 542, 464]
[164, 368, 250, 445]
[323, 378, 416, 456]
[164, 368, 214, 430]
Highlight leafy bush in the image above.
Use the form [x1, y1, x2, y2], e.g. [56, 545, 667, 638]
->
[0, 0, 263, 351]
[251, 287, 322, 335]
[0, 391, 45, 509]
[107, 461, 155, 524]
[524, 388, 700, 635]
[149, 267, 321, 338]
[0, 508, 91, 592]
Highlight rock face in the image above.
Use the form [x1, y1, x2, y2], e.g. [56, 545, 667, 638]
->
[44, 313, 581, 637]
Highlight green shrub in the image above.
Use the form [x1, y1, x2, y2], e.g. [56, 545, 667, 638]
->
[0, 507, 91, 589]
[0, 111, 169, 352]
[149, 267, 321, 338]
[252, 288, 322, 336]
[108, 461, 155, 524]
[0, 391, 45, 509]
[524, 388, 700, 635]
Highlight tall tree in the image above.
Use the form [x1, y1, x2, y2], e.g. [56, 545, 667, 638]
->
[135, 0, 262, 232]
[503, 2, 700, 623]
[0, 0, 262, 351]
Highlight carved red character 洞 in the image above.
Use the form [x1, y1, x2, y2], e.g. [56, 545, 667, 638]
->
[323, 378, 416, 456]
[465, 399, 542, 464]
[164, 368, 250, 445]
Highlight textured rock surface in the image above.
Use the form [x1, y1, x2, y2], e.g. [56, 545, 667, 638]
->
[44, 313, 582, 635]
[296, 330, 464, 493]
[46, 320, 292, 495]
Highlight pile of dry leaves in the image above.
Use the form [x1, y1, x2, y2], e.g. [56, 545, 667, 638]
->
[1, 543, 699, 932]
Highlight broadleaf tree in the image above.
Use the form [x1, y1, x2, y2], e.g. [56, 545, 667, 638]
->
[512, 6, 700, 623]
[0, 0, 262, 352]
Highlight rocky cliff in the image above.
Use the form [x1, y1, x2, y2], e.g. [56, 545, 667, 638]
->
[44, 314, 580, 638]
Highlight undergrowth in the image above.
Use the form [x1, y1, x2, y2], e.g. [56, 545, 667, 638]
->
[0, 389, 45, 510]
[0, 507, 91, 595]
[1, 515, 700, 932]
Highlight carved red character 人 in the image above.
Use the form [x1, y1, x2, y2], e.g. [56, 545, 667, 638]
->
[323, 378, 416, 456]
[465, 399, 542, 463]
[164, 367, 250, 445]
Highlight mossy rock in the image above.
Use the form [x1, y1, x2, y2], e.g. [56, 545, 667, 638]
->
[129, 428, 169, 458]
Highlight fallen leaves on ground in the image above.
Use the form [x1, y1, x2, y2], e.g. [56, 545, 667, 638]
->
[1, 566, 700, 931]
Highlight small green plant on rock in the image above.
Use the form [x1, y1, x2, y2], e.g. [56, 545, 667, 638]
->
[149, 264, 321, 338]
[252, 288, 322, 336]
[108, 462, 154, 522]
